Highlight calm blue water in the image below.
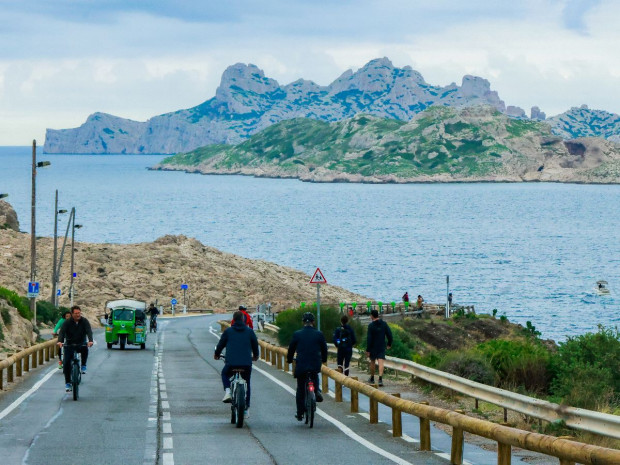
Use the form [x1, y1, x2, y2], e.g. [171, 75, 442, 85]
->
[1, 146, 619, 341]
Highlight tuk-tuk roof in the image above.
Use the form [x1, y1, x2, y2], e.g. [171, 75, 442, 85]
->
[106, 299, 147, 310]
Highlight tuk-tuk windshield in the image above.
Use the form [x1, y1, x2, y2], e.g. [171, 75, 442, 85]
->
[113, 309, 134, 321]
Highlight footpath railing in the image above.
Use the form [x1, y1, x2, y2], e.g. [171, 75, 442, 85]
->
[0, 339, 58, 390]
[220, 321, 620, 465]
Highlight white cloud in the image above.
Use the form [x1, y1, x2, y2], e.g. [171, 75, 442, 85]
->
[0, 0, 618, 145]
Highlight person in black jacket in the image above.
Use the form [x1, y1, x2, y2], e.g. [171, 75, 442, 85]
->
[333, 315, 357, 376]
[365, 309, 392, 386]
[214, 311, 259, 417]
[287, 312, 327, 421]
[57, 305, 94, 392]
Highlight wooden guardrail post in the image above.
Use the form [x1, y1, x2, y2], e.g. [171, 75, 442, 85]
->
[32, 350, 38, 368]
[498, 442, 511, 465]
[283, 357, 289, 373]
[8, 363, 14, 383]
[39, 347, 44, 365]
[24, 353, 30, 372]
[0, 367, 3, 389]
[276, 352, 283, 370]
[558, 437, 575, 465]
[419, 401, 431, 451]
[391, 393, 402, 437]
[16, 357, 22, 377]
[322, 363, 328, 394]
[369, 395, 379, 424]
[270, 348, 276, 366]
[350, 377, 359, 412]
[335, 379, 342, 402]
[451, 410, 466, 465]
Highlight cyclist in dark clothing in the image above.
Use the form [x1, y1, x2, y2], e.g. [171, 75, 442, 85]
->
[287, 312, 328, 421]
[147, 303, 160, 330]
[57, 305, 94, 392]
[214, 311, 259, 418]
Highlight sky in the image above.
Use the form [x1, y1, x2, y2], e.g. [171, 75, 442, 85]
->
[0, 0, 618, 146]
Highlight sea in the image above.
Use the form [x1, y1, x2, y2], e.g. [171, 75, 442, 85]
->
[1, 146, 619, 342]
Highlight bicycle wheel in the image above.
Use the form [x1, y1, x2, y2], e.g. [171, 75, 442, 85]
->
[235, 384, 245, 428]
[308, 390, 315, 428]
[72, 362, 80, 401]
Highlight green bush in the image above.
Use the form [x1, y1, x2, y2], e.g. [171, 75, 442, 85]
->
[0, 286, 32, 320]
[550, 325, 620, 409]
[437, 351, 495, 385]
[1, 307, 11, 326]
[34, 301, 67, 326]
[476, 339, 552, 392]
[276, 306, 360, 347]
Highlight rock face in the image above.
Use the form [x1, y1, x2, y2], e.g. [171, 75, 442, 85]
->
[155, 105, 620, 184]
[45, 58, 516, 154]
[0, 230, 368, 329]
[0, 300, 36, 354]
[531, 106, 546, 120]
[0, 200, 19, 231]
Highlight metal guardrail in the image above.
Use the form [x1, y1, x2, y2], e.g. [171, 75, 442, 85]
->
[0, 339, 58, 390]
[220, 320, 620, 464]
[254, 321, 620, 440]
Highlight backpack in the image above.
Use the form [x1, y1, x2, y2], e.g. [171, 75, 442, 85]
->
[334, 326, 350, 348]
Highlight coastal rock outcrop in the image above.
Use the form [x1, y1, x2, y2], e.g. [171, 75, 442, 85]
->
[0, 200, 19, 231]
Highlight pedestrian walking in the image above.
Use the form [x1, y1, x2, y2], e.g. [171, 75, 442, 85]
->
[333, 315, 357, 376]
[365, 310, 392, 387]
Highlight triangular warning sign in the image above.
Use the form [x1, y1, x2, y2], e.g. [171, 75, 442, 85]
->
[310, 267, 327, 284]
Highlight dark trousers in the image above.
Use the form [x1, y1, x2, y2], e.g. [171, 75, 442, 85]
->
[62, 345, 88, 383]
[337, 348, 353, 375]
[296, 372, 319, 416]
[221, 365, 252, 408]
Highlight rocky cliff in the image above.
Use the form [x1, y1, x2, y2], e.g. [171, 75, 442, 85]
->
[155, 105, 620, 184]
[0, 229, 367, 329]
[43, 58, 528, 154]
[548, 105, 620, 143]
[0, 200, 20, 231]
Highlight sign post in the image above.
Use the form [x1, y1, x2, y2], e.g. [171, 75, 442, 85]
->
[309, 268, 327, 331]
[171, 298, 177, 316]
[181, 284, 188, 313]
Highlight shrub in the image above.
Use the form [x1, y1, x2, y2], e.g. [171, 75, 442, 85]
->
[276, 306, 358, 347]
[476, 339, 552, 392]
[0, 286, 32, 320]
[437, 351, 495, 385]
[1, 307, 11, 326]
[550, 325, 620, 409]
[35, 301, 67, 326]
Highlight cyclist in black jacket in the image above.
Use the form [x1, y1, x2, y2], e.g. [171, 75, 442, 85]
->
[57, 305, 94, 392]
[287, 312, 327, 421]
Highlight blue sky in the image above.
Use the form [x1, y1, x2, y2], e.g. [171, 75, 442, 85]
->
[0, 0, 617, 145]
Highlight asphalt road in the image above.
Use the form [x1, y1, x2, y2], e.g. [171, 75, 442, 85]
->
[0, 315, 544, 464]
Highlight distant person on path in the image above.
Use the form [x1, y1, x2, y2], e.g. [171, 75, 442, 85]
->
[57, 305, 94, 392]
[53, 310, 71, 368]
[402, 292, 409, 304]
[416, 295, 424, 317]
[333, 315, 357, 376]
[448, 293, 453, 305]
[214, 311, 259, 418]
[287, 312, 328, 421]
[231, 305, 254, 329]
[365, 310, 392, 387]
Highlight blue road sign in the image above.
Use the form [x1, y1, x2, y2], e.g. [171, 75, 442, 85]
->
[27, 282, 40, 298]
[57, 289, 61, 296]
[180, 284, 188, 290]
[171, 298, 178, 305]
[73, 272, 77, 278]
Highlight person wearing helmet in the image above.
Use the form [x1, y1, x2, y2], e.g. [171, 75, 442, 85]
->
[286, 312, 328, 421]
[231, 305, 254, 329]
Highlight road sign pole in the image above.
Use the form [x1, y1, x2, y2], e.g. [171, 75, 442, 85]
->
[446, 275, 450, 318]
[317, 283, 321, 332]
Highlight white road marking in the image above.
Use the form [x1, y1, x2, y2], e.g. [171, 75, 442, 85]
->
[208, 326, 413, 465]
[0, 366, 57, 421]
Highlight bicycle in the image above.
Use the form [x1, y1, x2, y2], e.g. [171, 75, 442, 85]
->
[149, 315, 157, 333]
[64, 344, 85, 401]
[303, 371, 317, 428]
[220, 356, 247, 428]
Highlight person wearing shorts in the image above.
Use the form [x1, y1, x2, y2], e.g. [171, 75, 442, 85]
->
[365, 309, 392, 386]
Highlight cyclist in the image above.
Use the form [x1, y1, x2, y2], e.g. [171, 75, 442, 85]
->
[231, 305, 253, 329]
[286, 312, 327, 421]
[214, 310, 259, 418]
[57, 305, 94, 392]
[53, 310, 71, 369]
[147, 303, 160, 330]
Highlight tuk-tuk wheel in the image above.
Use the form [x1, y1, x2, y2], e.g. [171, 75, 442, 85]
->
[140, 343, 145, 350]
[107, 342, 112, 349]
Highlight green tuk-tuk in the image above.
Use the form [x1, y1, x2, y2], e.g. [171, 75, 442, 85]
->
[104, 299, 147, 350]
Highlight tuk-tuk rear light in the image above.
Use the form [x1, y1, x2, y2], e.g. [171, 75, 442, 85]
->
[105, 327, 112, 332]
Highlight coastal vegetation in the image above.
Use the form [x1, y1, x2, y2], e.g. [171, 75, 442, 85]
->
[156, 105, 620, 183]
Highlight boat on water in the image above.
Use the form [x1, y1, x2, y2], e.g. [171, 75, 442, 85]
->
[595, 280, 610, 295]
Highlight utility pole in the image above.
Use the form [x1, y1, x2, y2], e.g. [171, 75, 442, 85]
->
[30, 141, 37, 325]
[52, 190, 59, 304]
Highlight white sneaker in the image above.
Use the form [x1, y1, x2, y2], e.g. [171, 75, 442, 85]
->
[222, 388, 231, 403]
[244, 409, 249, 419]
